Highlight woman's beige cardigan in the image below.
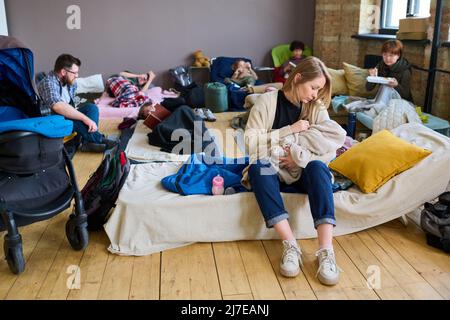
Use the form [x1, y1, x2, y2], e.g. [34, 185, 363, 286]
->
[242, 90, 346, 188]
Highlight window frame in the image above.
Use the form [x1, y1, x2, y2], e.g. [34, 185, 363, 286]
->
[379, 0, 427, 35]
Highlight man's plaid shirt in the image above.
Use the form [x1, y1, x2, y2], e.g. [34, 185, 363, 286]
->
[38, 71, 80, 115]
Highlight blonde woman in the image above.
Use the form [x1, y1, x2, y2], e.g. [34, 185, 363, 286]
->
[242, 57, 346, 285]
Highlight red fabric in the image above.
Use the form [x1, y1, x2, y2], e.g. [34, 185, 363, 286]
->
[272, 67, 287, 84]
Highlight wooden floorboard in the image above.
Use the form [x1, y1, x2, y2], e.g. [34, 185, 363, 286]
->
[298, 239, 380, 300]
[129, 253, 161, 300]
[262, 240, 317, 300]
[237, 241, 285, 300]
[336, 233, 412, 299]
[0, 221, 50, 299]
[361, 229, 443, 300]
[212, 242, 252, 297]
[67, 231, 110, 300]
[96, 252, 134, 300]
[160, 243, 222, 300]
[1, 118, 449, 300]
[5, 213, 68, 300]
[375, 222, 450, 299]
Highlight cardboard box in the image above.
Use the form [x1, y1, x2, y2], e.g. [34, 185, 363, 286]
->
[396, 31, 428, 40]
[399, 17, 429, 33]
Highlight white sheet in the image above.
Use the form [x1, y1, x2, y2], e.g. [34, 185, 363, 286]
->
[125, 120, 190, 163]
[105, 123, 450, 256]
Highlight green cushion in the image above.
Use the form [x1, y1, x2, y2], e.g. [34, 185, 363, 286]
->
[271, 44, 313, 67]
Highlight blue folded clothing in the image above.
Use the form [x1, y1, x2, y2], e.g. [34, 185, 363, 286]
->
[161, 153, 249, 196]
[0, 114, 73, 138]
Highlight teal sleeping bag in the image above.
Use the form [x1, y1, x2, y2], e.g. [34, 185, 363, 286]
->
[204, 82, 228, 113]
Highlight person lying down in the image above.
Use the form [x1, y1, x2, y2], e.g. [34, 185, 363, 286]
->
[106, 70, 156, 108]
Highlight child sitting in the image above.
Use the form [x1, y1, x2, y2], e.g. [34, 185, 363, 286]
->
[366, 40, 413, 102]
[225, 59, 258, 87]
[277, 41, 306, 81]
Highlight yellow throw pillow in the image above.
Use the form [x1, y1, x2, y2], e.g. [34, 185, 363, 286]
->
[342, 62, 378, 98]
[329, 130, 432, 193]
[327, 68, 349, 96]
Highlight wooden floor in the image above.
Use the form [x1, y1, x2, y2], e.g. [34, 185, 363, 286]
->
[1, 118, 449, 300]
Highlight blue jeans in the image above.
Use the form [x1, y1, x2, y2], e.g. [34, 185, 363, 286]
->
[248, 160, 336, 229]
[72, 103, 103, 143]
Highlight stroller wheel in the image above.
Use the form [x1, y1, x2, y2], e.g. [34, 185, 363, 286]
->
[3, 237, 25, 275]
[66, 214, 89, 251]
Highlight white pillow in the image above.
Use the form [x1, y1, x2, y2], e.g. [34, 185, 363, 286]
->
[76, 74, 104, 94]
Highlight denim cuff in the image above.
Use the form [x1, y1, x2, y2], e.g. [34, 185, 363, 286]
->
[266, 212, 290, 228]
[314, 217, 337, 229]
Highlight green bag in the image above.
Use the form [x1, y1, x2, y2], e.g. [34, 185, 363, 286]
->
[204, 82, 228, 113]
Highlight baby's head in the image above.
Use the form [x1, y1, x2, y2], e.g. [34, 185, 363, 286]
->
[290, 41, 305, 59]
[270, 135, 296, 158]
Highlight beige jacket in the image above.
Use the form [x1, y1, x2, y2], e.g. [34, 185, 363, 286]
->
[242, 90, 346, 188]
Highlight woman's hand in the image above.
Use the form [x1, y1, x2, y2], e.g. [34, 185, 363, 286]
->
[388, 78, 398, 87]
[279, 147, 298, 171]
[290, 119, 310, 133]
[368, 67, 378, 77]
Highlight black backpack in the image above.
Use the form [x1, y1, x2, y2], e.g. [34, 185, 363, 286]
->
[80, 147, 131, 231]
[420, 191, 450, 253]
[169, 65, 193, 87]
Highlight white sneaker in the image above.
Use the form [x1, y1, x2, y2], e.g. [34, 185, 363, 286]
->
[280, 240, 303, 278]
[315, 248, 341, 286]
[193, 108, 207, 120]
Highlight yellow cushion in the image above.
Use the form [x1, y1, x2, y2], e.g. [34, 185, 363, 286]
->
[329, 130, 432, 193]
[327, 68, 349, 96]
[342, 62, 378, 98]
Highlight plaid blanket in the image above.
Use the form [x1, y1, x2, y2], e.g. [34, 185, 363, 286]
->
[107, 76, 152, 108]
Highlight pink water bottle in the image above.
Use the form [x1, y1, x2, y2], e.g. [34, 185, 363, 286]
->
[212, 175, 224, 195]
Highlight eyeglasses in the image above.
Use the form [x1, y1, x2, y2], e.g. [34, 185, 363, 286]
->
[64, 68, 79, 76]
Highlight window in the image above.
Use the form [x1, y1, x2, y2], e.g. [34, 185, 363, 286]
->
[380, 0, 431, 34]
[0, 0, 7, 36]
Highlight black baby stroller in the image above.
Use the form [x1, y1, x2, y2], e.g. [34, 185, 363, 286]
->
[0, 36, 88, 274]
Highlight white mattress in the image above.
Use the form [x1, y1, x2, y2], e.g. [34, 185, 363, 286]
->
[105, 123, 450, 256]
[125, 120, 190, 163]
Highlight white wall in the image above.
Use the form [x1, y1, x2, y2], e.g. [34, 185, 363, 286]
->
[0, 0, 7, 36]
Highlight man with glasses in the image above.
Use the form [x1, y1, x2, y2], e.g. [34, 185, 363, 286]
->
[38, 54, 118, 152]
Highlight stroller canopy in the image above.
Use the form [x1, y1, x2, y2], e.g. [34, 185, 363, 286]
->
[0, 36, 40, 117]
[0, 36, 73, 138]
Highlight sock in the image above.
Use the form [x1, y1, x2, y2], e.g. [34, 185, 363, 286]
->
[319, 245, 334, 251]
[286, 239, 299, 248]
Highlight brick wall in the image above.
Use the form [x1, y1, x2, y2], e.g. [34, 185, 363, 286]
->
[314, 0, 450, 121]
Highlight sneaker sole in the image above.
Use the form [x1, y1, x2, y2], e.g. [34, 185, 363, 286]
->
[280, 266, 300, 278]
[318, 274, 339, 286]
